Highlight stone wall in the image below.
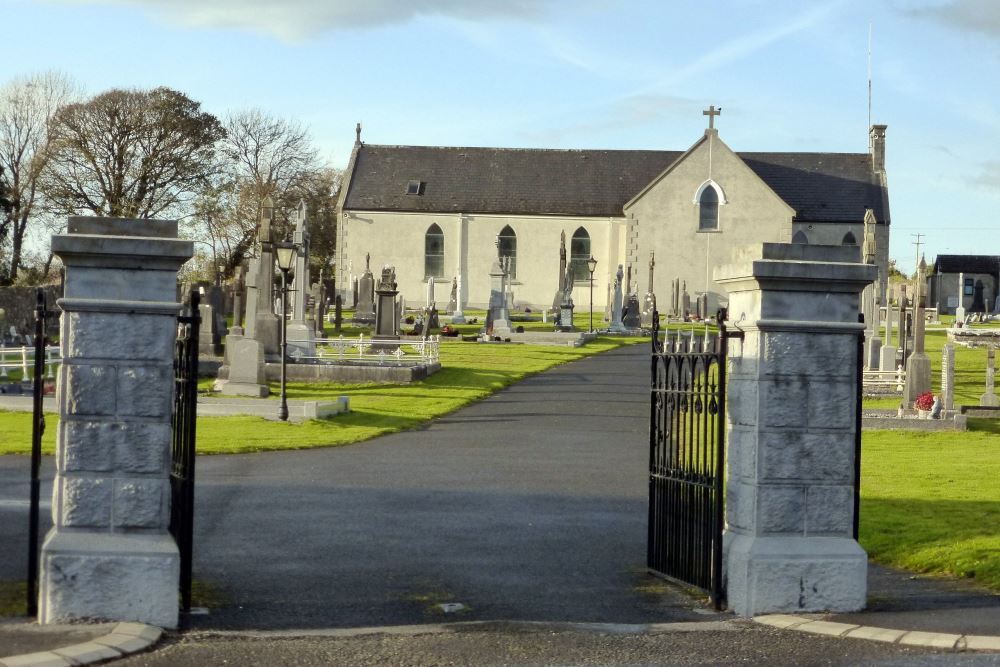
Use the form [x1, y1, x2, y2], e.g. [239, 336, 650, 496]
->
[0, 285, 62, 339]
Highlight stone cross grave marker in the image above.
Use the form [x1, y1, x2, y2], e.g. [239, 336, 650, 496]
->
[981, 346, 1000, 407]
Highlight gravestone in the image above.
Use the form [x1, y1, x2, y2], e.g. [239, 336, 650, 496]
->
[425, 277, 435, 309]
[198, 300, 222, 356]
[861, 210, 881, 369]
[641, 252, 657, 329]
[41, 216, 193, 628]
[353, 254, 376, 325]
[244, 202, 280, 358]
[716, 242, 873, 617]
[609, 264, 625, 333]
[681, 281, 691, 321]
[230, 266, 245, 336]
[487, 257, 512, 336]
[880, 289, 898, 372]
[334, 294, 343, 333]
[981, 347, 999, 407]
[623, 293, 641, 329]
[287, 200, 316, 357]
[217, 337, 269, 397]
[352, 276, 359, 309]
[374, 266, 399, 340]
[904, 257, 932, 404]
[942, 344, 955, 411]
[451, 274, 466, 324]
[427, 307, 440, 330]
[670, 278, 679, 319]
[552, 230, 568, 322]
[955, 272, 966, 323]
[447, 277, 457, 312]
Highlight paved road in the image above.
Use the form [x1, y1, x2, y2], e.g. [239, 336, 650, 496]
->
[179, 343, 716, 630]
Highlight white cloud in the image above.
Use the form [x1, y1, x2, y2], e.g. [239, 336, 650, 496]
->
[973, 160, 1000, 192]
[50, 0, 559, 40]
[907, 0, 1000, 39]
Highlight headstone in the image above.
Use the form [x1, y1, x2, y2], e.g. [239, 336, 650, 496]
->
[246, 203, 281, 358]
[930, 395, 942, 419]
[312, 268, 327, 338]
[552, 230, 568, 321]
[861, 210, 881, 369]
[670, 278, 679, 319]
[487, 255, 512, 336]
[230, 266, 245, 336]
[623, 293, 641, 329]
[425, 277, 435, 309]
[941, 344, 955, 411]
[981, 346, 1000, 407]
[287, 200, 316, 357]
[198, 301, 222, 356]
[681, 281, 691, 321]
[955, 271, 966, 323]
[880, 286, 897, 372]
[352, 276, 359, 310]
[451, 274, 466, 324]
[427, 307, 440, 330]
[716, 242, 872, 617]
[334, 294, 343, 333]
[447, 277, 457, 312]
[904, 257, 932, 404]
[610, 264, 625, 333]
[42, 216, 194, 628]
[641, 252, 657, 329]
[217, 337, 269, 397]
[374, 265, 399, 339]
[972, 279, 987, 314]
[353, 253, 376, 325]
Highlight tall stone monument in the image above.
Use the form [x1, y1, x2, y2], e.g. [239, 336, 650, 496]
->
[552, 231, 568, 325]
[286, 200, 316, 358]
[904, 256, 932, 404]
[942, 343, 955, 412]
[451, 274, 466, 324]
[609, 264, 625, 333]
[353, 253, 376, 325]
[446, 277, 457, 312]
[244, 197, 280, 358]
[641, 252, 657, 329]
[716, 243, 873, 617]
[955, 271, 966, 324]
[981, 346, 1000, 407]
[374, 265, 399, 340]
[487, 253, 513, 336]
[41, 217, 193, 628]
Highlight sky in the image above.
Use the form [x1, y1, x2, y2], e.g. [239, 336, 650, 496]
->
[3, 0, 999, 271]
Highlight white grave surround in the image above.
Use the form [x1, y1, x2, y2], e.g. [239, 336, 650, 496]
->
[715, 243, 875, 617]
[41, 217, 193, 628]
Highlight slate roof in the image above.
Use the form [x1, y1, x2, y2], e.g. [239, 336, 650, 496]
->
[933, 255, 1000, 275]
[343, 144, 889, 224]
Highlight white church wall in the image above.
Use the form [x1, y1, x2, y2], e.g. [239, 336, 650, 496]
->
[341, 209, 622, 311]
[626, 132, 793, 312]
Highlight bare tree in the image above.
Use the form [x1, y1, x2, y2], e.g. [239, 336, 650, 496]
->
[192, 109, 321, 277]
[41, 86, 224, 220]
[0, 71, 78, 284]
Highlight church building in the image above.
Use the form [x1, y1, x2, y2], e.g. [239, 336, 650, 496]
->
[335, 111, 890, 312]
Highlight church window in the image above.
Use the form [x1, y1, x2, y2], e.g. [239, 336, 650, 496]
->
[407, 180, 425, 195]
[842, 232, 857, 245]
[698, 184, 720, 230]
[792, 230, 809, 244]
[570, 227, 591, 281]
[425, 223, 444, 278]
[498, 225, 517, 279]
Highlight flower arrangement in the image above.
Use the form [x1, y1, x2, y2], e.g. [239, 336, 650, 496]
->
[440, 325, 460, 337]
[914, 391, 935, 411]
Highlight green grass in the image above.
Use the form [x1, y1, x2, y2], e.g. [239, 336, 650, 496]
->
[861, 423, 1000, 590]
[0, 335, 643, 456]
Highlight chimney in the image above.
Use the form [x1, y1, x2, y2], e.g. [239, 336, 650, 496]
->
[869, 124, 887, 173]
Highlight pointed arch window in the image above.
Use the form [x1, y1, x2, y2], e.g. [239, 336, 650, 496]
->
[698, 186, 720, 230]
[570, 227, 591, 281]
[425, 223, 444, 279]
[498, 225, 517, 279]
[792, 230, 809, 244]
[842, 231, 858, 246]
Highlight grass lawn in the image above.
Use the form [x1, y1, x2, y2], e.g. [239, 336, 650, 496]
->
[861, 421, 1000, 590]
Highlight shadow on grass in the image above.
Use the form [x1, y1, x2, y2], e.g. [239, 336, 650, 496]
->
[968, 418, 1000, 434]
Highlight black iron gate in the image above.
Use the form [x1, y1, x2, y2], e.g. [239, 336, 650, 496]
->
[647, 309, 729, 608]
[27, 289, 56, 617]
[170, 290, 200, 613]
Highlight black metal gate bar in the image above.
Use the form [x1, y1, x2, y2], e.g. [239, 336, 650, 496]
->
[27, 289, 52, 618]
[170, 290, 200, 613]
[648, 309, 728, 609]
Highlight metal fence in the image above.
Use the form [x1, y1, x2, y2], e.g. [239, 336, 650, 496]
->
[287, 334, 441, 365]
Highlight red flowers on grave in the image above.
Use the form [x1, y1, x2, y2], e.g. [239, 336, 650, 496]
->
[914, 391, 935, 411]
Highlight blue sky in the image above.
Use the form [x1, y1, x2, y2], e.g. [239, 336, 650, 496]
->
[3, 0, 999, 270]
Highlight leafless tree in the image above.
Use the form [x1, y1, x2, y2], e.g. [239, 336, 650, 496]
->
[193, 109, 322, 277]
[0, 71, 78, 284]
[41, 86, 224, 220]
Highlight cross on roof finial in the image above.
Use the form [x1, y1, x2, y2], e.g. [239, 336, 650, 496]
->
[703, 105, 721, 130]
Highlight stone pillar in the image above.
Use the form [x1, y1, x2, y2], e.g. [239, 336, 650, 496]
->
[715, 243, 874, 617]
[942, 344, 955, 412]
[451, 274, 466, 324]
[904, 271, 932, 404]
[610, 264, 625, 333]
[955, 272, 966, 323]
[41, 217, 193, 628]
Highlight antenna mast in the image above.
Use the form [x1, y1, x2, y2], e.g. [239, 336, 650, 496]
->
[867, 23, 873, 129]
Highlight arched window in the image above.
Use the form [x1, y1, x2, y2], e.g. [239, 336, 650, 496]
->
[842, 231, 857, 245]
[698, 184, 720, 230]
[498, 225, 516, 279]
[570, 227, 591, 281]
[424, 223, 444, 279]
[792, 230, 809, 244]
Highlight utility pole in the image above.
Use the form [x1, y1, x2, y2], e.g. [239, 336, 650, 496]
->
[911, 233, 924, 276]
